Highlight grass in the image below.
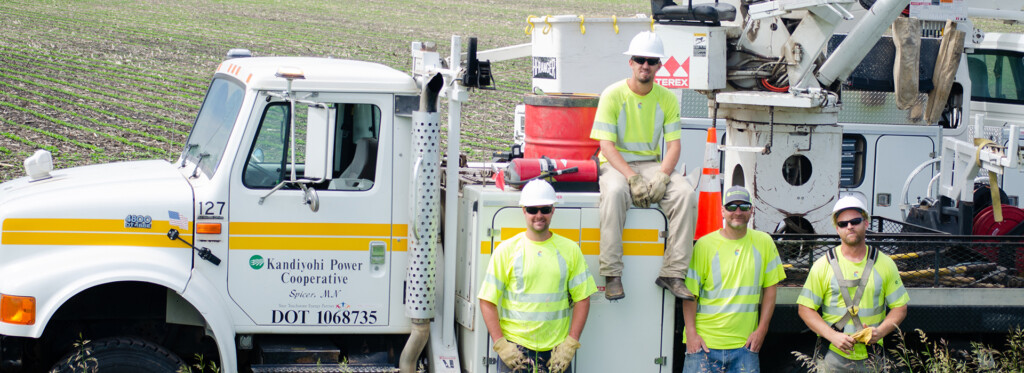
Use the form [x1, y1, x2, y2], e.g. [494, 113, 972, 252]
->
[793, 327, 1024, 372]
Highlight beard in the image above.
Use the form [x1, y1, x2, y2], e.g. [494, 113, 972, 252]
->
[841, 231, 864, 246]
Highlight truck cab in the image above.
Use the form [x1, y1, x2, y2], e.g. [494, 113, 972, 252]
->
[0, 55, 423, 372]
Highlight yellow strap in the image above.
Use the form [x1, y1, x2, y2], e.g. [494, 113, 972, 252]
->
[650, 17, 655, 32]
[974, 138, 1004, 222]
[525, 15, 536, 35]
[579, 15, 586, 35]
[543, 15, 552, 35]
[612, 15, 619, 34]
[989, 171, 1003, 222]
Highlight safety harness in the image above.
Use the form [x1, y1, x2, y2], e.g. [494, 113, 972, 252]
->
[826, 246, 878, 333]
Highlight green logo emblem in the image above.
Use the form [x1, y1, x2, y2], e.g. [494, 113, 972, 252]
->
[249, 255, 265, 269]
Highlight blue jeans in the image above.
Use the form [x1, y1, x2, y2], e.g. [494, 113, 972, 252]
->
[496, 345, 573, 373]
[682, 347, 759, 373]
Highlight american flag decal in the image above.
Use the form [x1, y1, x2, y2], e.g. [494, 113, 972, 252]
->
[168, 210, 189, 230]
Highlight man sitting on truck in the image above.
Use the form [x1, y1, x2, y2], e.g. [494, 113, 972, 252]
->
[478, 179, 598, 373]
[682, 186, 785, 373]
[797, 196, 909, 372]
[590, 31, 698, 301]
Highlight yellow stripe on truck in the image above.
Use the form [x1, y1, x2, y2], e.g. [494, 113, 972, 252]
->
[3, 218, 192, 234]
[229, 222, 408, 252]
[1, 218, 191, 248]
[230, 222, 401, 236]
[481, 228, 662, 255]
[2, 232, 183, 248]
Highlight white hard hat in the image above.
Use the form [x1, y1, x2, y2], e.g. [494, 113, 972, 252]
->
[832, 196, 868, 225]
[519, 179, 558, 206]
[623, 31, 665, 58]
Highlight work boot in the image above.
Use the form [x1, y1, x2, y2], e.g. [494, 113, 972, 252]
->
[604, 276, 625, 300]
[656, 277, 694, 300]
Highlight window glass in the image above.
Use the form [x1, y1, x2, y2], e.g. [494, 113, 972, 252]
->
[244, 100, 381, 191]
[967, 50, 1024, 104]
[185, 78, 245, 177]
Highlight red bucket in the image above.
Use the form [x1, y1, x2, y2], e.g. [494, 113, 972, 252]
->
[524, 94, 600, 160]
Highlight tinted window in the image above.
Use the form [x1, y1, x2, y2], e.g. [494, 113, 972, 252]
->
[967, 50, 1024, 104]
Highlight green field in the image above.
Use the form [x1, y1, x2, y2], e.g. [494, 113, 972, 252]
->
[0, 1, 1020, 182]
[0, 0, 647, 181]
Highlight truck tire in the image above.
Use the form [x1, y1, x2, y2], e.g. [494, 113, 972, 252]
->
[50, 337, 186, 373]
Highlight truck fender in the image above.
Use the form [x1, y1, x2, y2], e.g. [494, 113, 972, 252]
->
[0, 245, 190, 338]
[179, 268, 238, 373]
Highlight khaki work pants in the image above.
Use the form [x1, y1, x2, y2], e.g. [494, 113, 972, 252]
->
[598, 161, 697, 278]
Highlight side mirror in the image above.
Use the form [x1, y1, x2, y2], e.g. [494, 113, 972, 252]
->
[252, 148, 265, 163]
[304, 104, 336, 180]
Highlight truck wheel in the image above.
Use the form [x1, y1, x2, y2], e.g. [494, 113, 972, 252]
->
[50, 337, 186, 373]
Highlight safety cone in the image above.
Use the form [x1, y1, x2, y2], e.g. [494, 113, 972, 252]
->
[694, 128, 722, 240]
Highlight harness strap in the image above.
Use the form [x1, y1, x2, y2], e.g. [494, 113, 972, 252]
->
[827, 247, 878, 332]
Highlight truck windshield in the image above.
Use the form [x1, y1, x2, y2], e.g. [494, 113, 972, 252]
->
[184, 78, 245, 177]
[967, 50, 1024, 105]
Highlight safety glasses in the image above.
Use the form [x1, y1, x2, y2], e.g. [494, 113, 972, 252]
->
[631, 56, 661, 65]
[837, 217, 864, 228]
[524, 206, 553, 215]
[724, 203, 752, 212]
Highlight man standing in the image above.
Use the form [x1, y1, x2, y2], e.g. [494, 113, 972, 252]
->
[479, 180, 598, 373]
[590, 31, 698, 301]
[797, 196, 909, 372]
[682, 186, 786, 372]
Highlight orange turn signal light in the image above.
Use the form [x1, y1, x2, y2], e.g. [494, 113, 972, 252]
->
[1, 294, 36, 325]
[196, 223, 222, 235]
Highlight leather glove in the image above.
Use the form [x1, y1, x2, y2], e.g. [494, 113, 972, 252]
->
[627, 174, 651, 208]
[647, 172, 671, 203]
[493, 337, 530, 370]
[851, 327, 873, 344]
[547, 336, 581, 373]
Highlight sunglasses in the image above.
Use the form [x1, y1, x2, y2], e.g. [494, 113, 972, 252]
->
[524, 205, 553, 215]
[631, 56, 661, 65]
[837, 217, 864, 228]
[724, 203, 752, 212]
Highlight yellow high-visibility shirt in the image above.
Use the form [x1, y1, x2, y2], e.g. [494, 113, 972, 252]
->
[797, 246, 909, 361]
[590, 79, 682, 163]
[684, 230, 786, 349]
[478, 232, 598, 351]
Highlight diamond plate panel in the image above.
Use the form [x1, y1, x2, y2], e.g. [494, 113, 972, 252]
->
[838, 91, 929, 125]
[679, 89, 711, 118]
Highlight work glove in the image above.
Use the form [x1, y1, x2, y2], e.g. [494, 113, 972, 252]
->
[627, 174, 651, 208]
[547, 336, 581, 373]
[493, 337, 530, 371]
[851, 327, 873, 344]
[647, 172, 671, 203]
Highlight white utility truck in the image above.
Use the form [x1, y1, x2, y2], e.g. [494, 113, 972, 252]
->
[1, 0, 1023, 372]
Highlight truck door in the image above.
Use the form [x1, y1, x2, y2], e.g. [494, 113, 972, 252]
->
[228, 92, 395, 327]
[484, 206, 672, 372]
[872, 134, 936, 218]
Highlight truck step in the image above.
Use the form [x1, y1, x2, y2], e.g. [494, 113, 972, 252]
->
[250, 364, 402, 373]
[258, 336, 340, 364]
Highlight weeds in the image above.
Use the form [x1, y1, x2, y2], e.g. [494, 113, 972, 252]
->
[176, 353, 220, 373]
[48, 333, 97, 373]
[793, 327, 1024, 372]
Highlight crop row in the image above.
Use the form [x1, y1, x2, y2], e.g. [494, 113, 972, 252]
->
[0, 63, 196, 123]
[0, 91, 168, 155]
[0, 45, 205, 106]
[0, 78, 185, 144]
